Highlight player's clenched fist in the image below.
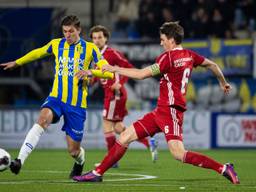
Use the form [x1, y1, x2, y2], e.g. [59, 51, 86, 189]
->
[221, 83, 232, 95]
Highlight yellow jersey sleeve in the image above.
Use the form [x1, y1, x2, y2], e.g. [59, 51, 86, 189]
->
[15, 40, 53, 66]
[91, 44, 113, 79]
[90, 69, 113, 79]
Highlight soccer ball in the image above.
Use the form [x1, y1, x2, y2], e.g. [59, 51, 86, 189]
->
[0, 148, 11, 172]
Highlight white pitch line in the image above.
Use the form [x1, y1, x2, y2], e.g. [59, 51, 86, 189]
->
[0, 180, 256, 189]
[105, 173, 156, 181]
[0, 170, 157, 184]
[1, 170, 256, 189]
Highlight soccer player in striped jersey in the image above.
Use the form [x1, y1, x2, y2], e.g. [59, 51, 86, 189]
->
[73, 22, 240, 184]
[89, 25, 158, 165]
[0, 15, 113, 178]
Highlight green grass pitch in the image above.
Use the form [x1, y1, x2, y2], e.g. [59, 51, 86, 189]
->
[0, 149, 255, 192]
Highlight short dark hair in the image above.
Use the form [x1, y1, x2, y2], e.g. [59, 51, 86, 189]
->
[61, 15, 81, 29]
[160, 21, 184, 44]
[89, 25, 110, 40]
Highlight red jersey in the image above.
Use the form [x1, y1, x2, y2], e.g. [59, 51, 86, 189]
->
[156, 48, 205, 111]
[99, 45, 133, 100]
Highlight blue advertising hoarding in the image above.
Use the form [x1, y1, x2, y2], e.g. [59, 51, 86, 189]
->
[183, 39, 253, 78]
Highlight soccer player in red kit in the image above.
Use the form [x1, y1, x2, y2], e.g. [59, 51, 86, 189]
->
[73, 22, 239, 184]
[89, 25, 158, 164]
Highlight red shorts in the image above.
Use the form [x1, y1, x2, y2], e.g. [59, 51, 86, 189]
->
[103, 97, 128, 121]
[133, 106, 184, 142]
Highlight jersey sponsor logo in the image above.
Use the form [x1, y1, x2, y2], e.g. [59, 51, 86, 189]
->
[58, 70, 77, 76]
[59, 56, 84, 65]
[58, 57, 84, 77]
[174, 57, 192, 67]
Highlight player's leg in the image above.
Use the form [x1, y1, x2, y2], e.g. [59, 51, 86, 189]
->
[62, 105, 86, 178]
[167, 140, 239, 184]
[103, 119, 116, 152]
[94, 119, 118, 168]
[149, 137, 158, 163]
[10, 107, 56, 174]
[102, 98, 119, 152]
[96, 124, 138, 174]
[168, 140, 224, 172]
[73, 110, 159, 182]
[114, 121, 157, 162]
[113, 121, 125, 134]
[97, 111, 160, 175]
[163, 106, 239, 184]
[73, 124, 139, 182]
[66, 135, 85, 178]
[115, 121, 150, 148]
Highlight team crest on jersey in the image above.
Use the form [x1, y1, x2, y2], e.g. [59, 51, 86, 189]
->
[76, 46, 84, 54]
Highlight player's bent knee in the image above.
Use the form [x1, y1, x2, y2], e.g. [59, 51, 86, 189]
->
[119, 126, 138, 145]
[118, 131, 131, 145]
[115, 126, 125, 134]
[169, 148, 185, 161]
[172, 153, 183, 161]
[37, 118, 50, 129]
[68, 148, 80, 158]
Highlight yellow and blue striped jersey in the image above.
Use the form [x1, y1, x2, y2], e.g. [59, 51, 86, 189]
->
[16, 38, 111, 108]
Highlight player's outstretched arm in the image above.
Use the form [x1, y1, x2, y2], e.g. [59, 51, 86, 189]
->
[0, 61, 18, 70]
[1, 43, 52, 70]
[15, 47, 51, 66]
[201, 58, 232, 94]
[102, 64, 153, 80]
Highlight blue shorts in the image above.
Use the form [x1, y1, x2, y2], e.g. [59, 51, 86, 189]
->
[41, 97, 86, 142]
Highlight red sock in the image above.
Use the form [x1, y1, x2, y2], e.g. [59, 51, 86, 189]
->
[96, 141, 128, 175]
[137, 137, 149, 148]
[104, 132, 116, 151]
[184, 151, 223, 174]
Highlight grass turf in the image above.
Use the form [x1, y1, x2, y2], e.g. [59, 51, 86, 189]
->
[0, 149, 255, 192]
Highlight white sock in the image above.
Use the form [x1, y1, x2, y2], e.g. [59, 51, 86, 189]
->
[18, 124, 44, 165]
[74, 147, 85, 165]
[221, 164, 227, 175]
[92, 170, 101, 176]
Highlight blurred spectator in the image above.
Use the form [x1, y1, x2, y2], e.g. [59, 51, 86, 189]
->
[190, 8, 210, 38]
[210, 8, 226, 38]
[112, 0, 255, 39]
[136, 0, 158, 38]
[114, 0, 140, 38]
[137, 11, 159, 39]
[161, 7, 174, 23]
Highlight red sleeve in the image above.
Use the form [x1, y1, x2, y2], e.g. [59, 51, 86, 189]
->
[156, 52, 171, 74]
[119, 76, 129, 84]
[112, 50, 133, 84]
[112, 50, 134, 68]
[189, 50, 205, 67]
